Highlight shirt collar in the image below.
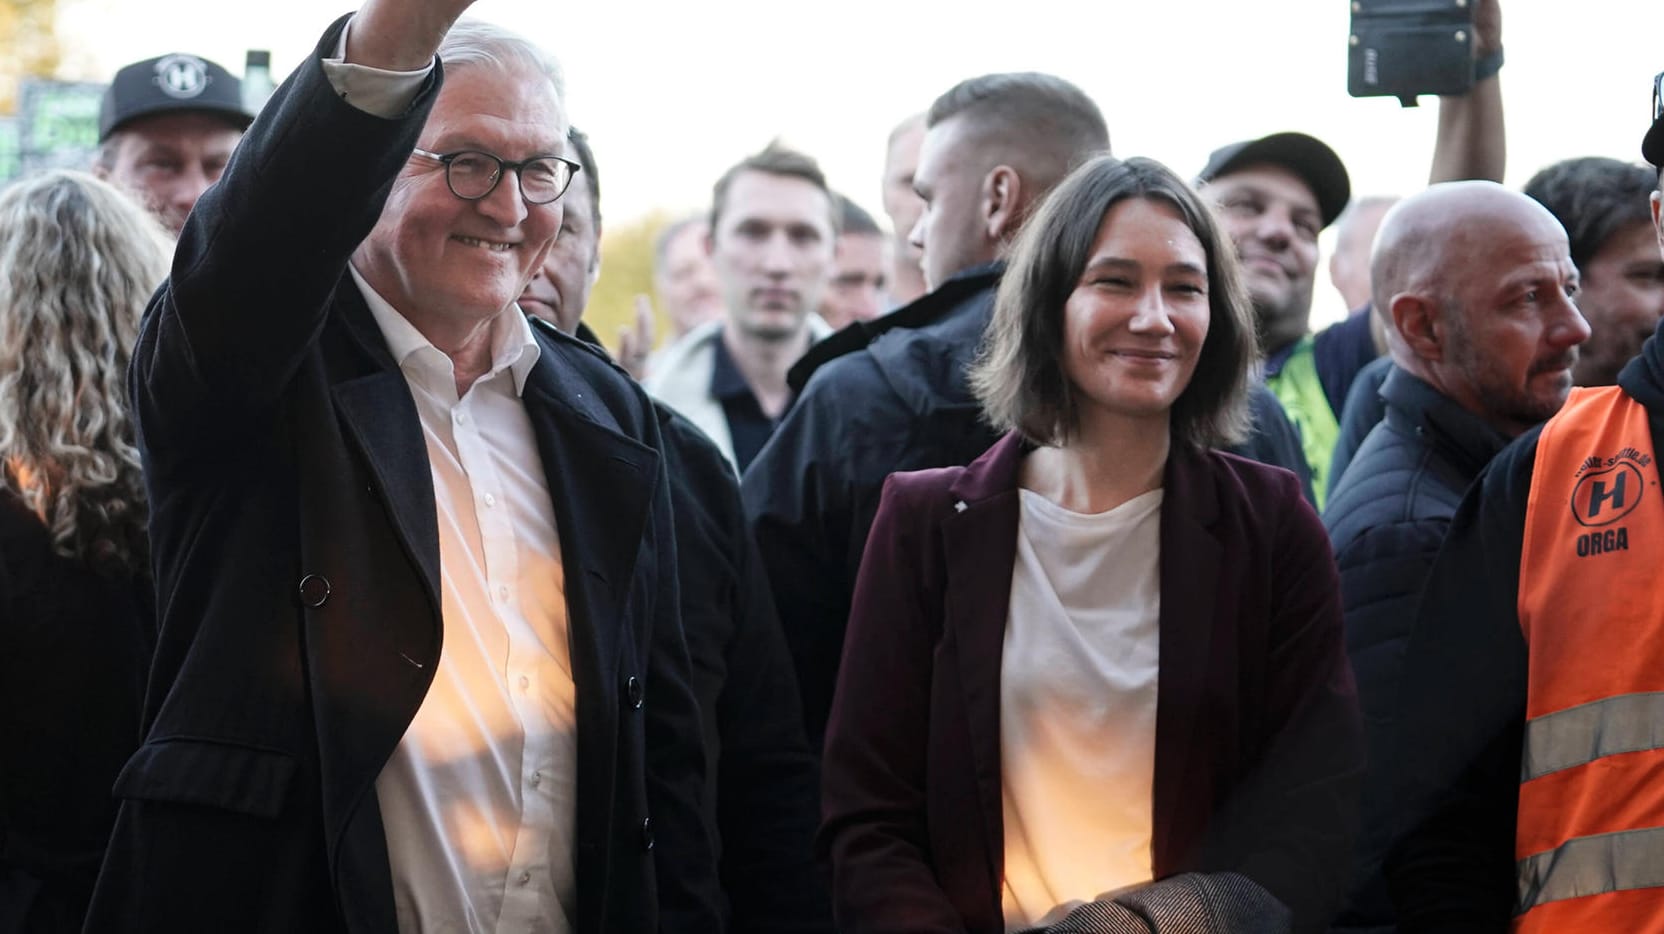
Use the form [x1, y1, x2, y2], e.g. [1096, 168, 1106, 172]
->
[350, 264, 541, 397]
[708, 330, 755, 404]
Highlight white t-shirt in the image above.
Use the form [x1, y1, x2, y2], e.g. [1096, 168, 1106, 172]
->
[1000, 487, 1164, 930]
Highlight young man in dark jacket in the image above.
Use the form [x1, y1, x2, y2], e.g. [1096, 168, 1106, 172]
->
[1323, 181, 1588, 933]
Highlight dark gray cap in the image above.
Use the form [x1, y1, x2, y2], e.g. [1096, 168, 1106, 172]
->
[1197, 131, 1352, 229]
[99, 53, 255, 142]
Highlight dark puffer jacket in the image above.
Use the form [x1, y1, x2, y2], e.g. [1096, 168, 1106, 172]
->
[1321, 368, 1510, 934]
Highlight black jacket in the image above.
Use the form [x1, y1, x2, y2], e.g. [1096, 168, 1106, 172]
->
[1321, 369, 1509, 934]
[744, 262, 1314, 746]
[1328, 356, 1393, 490]
[1381, 322, 1664, 931]
[655, 409, 832, 934]
[87, 22, 719, 932]
[0, 496, 151, 934]
[570, 318, 829, 933]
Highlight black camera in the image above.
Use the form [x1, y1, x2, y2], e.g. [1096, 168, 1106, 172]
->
[1348, 0, 1475, 106]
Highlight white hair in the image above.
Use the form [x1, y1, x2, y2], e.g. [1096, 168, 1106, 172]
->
[438, 19, 567, 108]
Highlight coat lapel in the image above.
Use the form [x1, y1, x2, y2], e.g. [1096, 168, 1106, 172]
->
[940, 433, 1027, 900]
[329, 282, 442, 608]
[332, 373, 441, 604]
[523, 362, 658, 679]
[1151, 444, 1222, 873]
[296, 288, 443, 933]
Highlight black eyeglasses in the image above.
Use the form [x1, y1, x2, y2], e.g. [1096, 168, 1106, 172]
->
[410, 148, 581, 205]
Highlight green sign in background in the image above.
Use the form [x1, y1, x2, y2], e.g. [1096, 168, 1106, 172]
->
[2, 79, 101, 183]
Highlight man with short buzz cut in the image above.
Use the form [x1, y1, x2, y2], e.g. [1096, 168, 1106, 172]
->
[819, 193, 889, 330]
[93, 52, 255, 234]
[1525, 156, 1664, 388]
[1322, 181, 1588, 934]
[744, 72, 1110, 746]
[645, 143, 837, 473]
[1379, 93, 1664, 930]
[85, 0, 720, 929]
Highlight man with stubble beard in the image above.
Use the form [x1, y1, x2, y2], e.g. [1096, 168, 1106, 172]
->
[645, 144, 835, 473]
[1380, 84, 1664, 932]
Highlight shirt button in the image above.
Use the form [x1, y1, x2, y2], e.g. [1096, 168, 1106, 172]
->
[484, 493, 498, 507]
[454, 410, 468, 424]
[518, 871, 531, 886]
[498, 585, 510, 602]
[519, 675, 530, 690]
[530, 770, 542, 787]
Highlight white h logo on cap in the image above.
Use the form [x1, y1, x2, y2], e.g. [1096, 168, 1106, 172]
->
[153, 54, 210, 99]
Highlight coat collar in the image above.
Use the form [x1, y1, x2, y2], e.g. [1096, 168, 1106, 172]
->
[1380, 367, 1512, 480]
[787, 262, 1004, 394]
[946, 429, 1222, 522]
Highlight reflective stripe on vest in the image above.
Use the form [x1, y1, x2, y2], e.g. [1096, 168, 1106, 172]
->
[1517, 826, 1664, 914]
[1520, 691, 1664, 781]
[1516, 385, 1664, 931]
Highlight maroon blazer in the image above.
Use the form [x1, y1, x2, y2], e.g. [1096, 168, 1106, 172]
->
[820, 432, 1362, 934]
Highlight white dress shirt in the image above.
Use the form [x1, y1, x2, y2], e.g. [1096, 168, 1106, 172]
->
[1000, 487, 1163, 930]
[353, 274, 578, 934]
[325, 39, 579, 933]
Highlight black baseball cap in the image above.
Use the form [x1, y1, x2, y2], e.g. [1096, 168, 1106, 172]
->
[99, 53, 256, 142]
[1644, 72, 1664, 169]
[1197, 131, 1352, 229]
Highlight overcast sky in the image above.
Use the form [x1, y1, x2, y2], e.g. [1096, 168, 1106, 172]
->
[54, 0, 1661, 325]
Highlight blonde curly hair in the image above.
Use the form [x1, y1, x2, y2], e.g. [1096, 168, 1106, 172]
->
[0, 170, 171, 574]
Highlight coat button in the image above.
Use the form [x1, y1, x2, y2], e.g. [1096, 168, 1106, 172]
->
[298, 574, 331, 607]
[625, 675, 644, 710]
[640, 817, 654, 851]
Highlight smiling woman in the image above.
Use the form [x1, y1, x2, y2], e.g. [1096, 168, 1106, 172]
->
[973, 156, 1256, 460]
[820, 156, 1363, 934]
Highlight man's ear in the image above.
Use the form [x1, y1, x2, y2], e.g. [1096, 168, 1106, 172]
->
[1391, 292, 1444, 364]
[983, 165, 1024, 243]
[1652, 190, 1662, 258]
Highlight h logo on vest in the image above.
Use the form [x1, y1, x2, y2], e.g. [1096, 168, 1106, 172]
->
[1572, 462, 1645, 526]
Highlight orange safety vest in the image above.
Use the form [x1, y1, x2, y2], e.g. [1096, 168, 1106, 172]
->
[1516, 385, 1664, 932]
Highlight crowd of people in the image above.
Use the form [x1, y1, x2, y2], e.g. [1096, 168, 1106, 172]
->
[3, 0, 1664, 931]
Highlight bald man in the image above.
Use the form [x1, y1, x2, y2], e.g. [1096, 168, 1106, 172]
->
[1322, 181, 1587, 933]
[1376, 100, 1664, 931]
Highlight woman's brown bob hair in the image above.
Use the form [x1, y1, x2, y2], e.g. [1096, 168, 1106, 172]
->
[970, 155, 1258, 449]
